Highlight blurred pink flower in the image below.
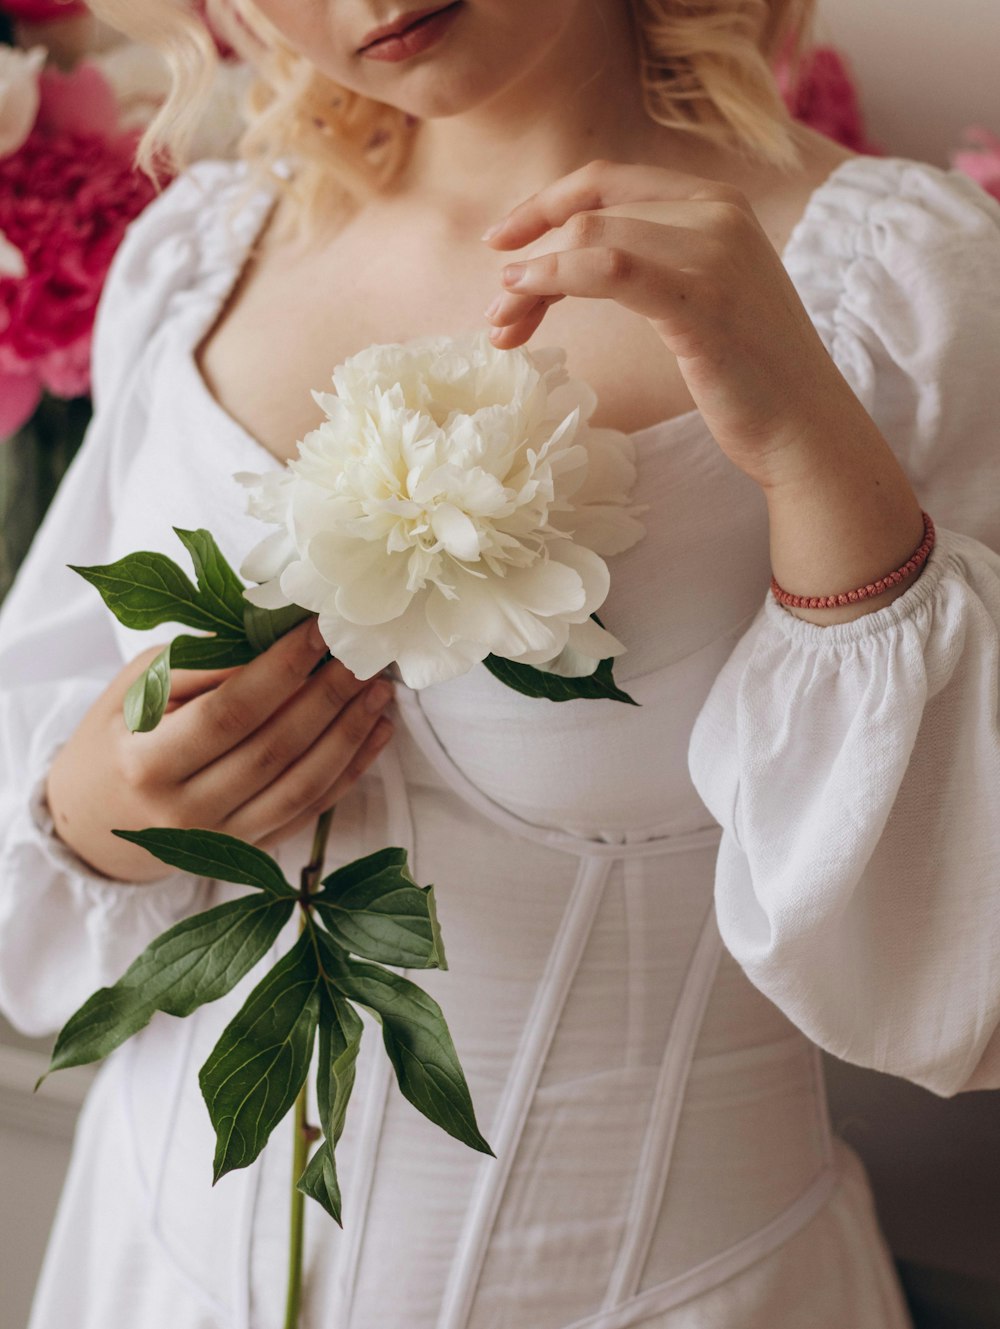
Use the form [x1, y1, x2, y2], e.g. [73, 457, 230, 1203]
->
[0, 63, 159, 437]
[0, 0, 88, 21]
[950, 125, 1000, 204]
[773, 35, 884, 156]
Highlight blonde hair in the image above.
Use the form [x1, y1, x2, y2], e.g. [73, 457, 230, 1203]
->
[88, 0, 818, 245]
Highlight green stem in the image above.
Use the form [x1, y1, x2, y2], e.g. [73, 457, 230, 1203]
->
[283, 806, 336, 1329]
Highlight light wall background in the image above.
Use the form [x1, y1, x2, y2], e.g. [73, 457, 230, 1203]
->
[813, 0, 1000, 168]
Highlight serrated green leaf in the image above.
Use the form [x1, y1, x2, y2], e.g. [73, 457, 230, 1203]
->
[169, 632, 256, 670]
[123, 644, 172, 733]
[483, 650, 637, 705]
[243, 602, 312, 655]
[312, 847, 446, 970]
[38, 894, 294, 1086]
[172, 528, 247, 633]
[110, 827, 296, 898]
[199, 930, 320, 1181]
[318, 931, 492, 1156]
[297, 1140, 343, 1225]
[68, 553, 222, 634]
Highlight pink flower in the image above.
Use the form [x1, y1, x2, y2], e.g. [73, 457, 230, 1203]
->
[0, 0, 88, 21]
[773, 35, 884, 157]
[950, 125, 1000, 204]
[0, 63, 160, 437]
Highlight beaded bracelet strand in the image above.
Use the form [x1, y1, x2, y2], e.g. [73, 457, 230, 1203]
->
[770, 510, 936, 610]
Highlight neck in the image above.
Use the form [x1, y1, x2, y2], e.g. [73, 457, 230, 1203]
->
[379, 3, 692, 232]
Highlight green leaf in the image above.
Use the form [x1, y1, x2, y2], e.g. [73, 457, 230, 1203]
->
[313, 847, 447, 970]
[297, 1140, 343, 1225]
[110, 828, 296, 898]
[123, 644, 172, 733]
[38, 894, 294, 1086]
[483, 651, 637, 705]
[68, 552, 222, 634]
[243, 602, 312, 655]
[296, 964, 364, 1225]
[169, 632, 256, 670]
[318, 931, 493, 1156]
[199, 930, 320, 1181]
[172, 528, 247, 633]
[482, 613, 638, 705]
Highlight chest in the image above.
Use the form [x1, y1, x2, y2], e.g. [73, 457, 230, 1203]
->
[193, 146, 851, 465]
[195, 211, 703, 463]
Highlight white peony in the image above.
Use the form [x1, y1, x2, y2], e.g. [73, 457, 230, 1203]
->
[235, 329, 646, 690]
[0, 46, 45, 160]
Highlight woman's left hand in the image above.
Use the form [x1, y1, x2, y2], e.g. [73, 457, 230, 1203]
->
[481, 157, 869, 492]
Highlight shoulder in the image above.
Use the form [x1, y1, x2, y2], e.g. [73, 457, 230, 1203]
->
[783, 152, 1000, 380]
[784, 151, 1000, 297]
[90, 159, 276, 410]
[786, 153, 1000, 541]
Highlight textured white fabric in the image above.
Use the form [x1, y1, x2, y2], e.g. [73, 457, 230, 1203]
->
[1, 152, 999, 1328]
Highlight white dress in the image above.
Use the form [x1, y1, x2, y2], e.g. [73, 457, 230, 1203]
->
[2, 151, 1000, 1329]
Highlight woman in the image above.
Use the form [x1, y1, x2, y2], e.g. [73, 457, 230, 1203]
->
[2, 1, 999, 1325]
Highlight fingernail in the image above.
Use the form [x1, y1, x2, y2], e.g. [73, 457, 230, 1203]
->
[365, 680, 393, 713]
[483, 293, 502, 319]
[308, 618, 325, 651]
[481, 220, 505, 242]
[502, 263, 527, 287]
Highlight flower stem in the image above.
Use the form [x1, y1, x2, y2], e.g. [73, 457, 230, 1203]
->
[283, 806, 336, 1329]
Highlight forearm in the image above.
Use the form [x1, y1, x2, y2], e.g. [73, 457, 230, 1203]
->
[762, 414, 927, 627]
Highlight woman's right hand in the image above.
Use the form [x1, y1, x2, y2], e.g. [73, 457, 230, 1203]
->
[44, 615, 396, 883]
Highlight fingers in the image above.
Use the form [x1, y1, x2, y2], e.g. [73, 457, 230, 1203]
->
[161, 616, 329, 779]
[480, 158, 747, 250]
[255, 717, 395, 855]
[189, 657, 388, 818]
[486, 219, 708, 339]
[219, 690, 395, 844]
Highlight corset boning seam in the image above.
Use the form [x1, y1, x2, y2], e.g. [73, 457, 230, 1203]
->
[558, 1163, 839, 1329]
[602, 899, 726, 1308]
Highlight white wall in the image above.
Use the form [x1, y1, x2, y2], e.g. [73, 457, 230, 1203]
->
[814, 0, 1000, 168]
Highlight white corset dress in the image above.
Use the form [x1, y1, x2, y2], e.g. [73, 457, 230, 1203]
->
[3, 152, 1000, 1329]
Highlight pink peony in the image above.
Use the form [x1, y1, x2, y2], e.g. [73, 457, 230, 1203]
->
[774, 35, 884, 157]
[0, 63, 159, 437]
[0, 0, 88, 21]
[950, 125, 1000, 204]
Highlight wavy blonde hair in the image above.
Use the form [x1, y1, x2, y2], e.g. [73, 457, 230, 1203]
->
[88, 0, 818, 245]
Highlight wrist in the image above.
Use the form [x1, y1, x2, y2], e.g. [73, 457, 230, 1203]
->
[763, 422, 927, 626]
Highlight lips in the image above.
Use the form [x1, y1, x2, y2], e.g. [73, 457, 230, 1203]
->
[358, 3, 459, 52]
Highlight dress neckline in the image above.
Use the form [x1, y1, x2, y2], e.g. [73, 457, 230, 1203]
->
[178, 152, 868, 472]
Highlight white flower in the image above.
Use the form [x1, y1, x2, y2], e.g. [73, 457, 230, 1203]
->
[0, 46, 45, 160]
[0, 228, 26, 279]
[235, 329, 646, 690]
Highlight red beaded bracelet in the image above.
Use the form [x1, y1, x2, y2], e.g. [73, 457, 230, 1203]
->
[770, 510, 936, 610]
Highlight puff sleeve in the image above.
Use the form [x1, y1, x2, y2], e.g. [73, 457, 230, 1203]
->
[0, 162, 250, 1037]
[687, 156, 1000, 1099]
